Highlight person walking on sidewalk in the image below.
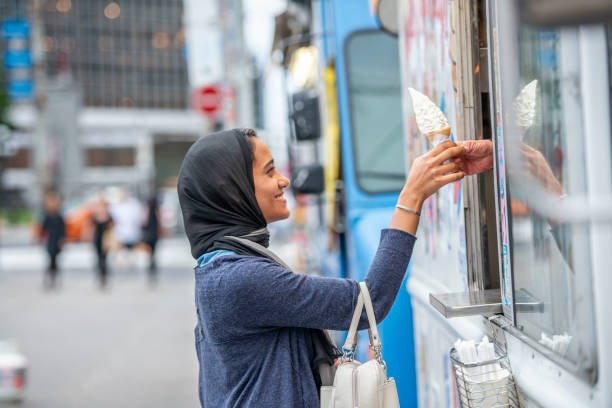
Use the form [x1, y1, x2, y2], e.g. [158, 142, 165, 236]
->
[141, 193, 161, 285]
[177, 128, 491, 407]
[91, 195, 113, 289]
[109, 189, 142, 266]
[40, 190, 66, 290]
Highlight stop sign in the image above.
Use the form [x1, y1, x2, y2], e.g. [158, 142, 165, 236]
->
[192, 86, 222, 116]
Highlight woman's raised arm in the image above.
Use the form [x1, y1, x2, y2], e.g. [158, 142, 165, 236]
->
[213, 143, 469, 334]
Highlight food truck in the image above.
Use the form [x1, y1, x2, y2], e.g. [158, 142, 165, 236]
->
[394, 0, 611, 406]
[287, 0, 611, 406]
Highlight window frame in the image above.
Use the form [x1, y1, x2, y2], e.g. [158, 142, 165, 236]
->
[485, 0, 608, 384]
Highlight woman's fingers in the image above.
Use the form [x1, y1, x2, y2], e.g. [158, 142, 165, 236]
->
[403, 142, 465, 203]
[437, 171, 464, 185]
[435, 161, 461, 175]
[434, 145, 465, 164]
[429, 140, 457, 157]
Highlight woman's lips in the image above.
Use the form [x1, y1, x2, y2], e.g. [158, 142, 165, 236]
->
[274, 193, 286, 203]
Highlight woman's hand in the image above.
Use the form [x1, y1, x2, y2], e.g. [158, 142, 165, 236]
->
[391, 141, 464, 235]
[399, 141, 465, 210]
[454, 140, 493, 175]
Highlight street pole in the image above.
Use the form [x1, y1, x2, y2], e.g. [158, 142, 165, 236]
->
[28, 0, 47, 208]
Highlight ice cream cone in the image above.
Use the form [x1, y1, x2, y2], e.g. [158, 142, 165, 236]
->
[426, 126, 451, 141]
[426, 126, 451, 146]
[513, 79, 538, 140]
[408, 88, 450, 140]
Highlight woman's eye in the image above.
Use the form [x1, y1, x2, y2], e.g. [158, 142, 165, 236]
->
[267, 167, 275, 175]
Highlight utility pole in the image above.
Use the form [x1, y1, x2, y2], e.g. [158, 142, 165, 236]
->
[29, 0, 47, 207]
[219, 0, 255, 128]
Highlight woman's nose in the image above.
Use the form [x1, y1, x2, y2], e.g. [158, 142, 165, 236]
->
[279, 174, 290, 188]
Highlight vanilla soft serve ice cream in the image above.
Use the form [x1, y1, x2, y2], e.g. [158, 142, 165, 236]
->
[408, 88, 451, 146]
[513, 79, 538, 135]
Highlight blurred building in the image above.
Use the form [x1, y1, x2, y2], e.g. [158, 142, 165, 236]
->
[3, 0, 209, 209]
[43, 0, 189, 110]
[0, 1, 30, 210]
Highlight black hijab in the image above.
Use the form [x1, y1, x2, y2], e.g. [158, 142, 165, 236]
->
[177, 128, 270, 259]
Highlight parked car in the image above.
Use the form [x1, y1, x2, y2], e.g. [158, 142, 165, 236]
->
[0, 340, 27, 403]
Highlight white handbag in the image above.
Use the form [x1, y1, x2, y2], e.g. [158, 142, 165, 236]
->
[321, 282, 400, 408]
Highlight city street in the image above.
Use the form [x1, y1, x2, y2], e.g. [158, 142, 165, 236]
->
[0, 237, 199, 408]
[1, 0, 612, 406]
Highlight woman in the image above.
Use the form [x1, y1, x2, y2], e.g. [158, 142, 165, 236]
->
[178, 128, 488, 407]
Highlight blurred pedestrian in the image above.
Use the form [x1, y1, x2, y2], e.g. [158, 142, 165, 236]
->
[109, 189, 142, 266]
[40, 190, 65, 289]
[141, 193, 161, 285]
[91, 196, 114, 288]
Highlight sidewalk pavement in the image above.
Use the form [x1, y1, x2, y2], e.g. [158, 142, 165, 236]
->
[0, 224, 34, 247]
[0, 230, 302, 274]
[0, 240, 199, 408]
[0, 236, 196, 273]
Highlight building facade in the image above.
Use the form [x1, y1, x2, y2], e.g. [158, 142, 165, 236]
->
[3, 0, 209, 209]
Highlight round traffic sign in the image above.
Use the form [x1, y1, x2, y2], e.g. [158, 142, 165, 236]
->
[193, 86, 222, 116]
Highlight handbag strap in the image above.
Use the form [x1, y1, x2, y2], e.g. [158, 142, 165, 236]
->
[342, 282, 383, 363]
[359, 282, 381, 348]
[224, 236, 292, 269]
[342, 291, 364, 355]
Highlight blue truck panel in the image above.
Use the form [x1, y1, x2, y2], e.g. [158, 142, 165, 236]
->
[318, 1, 417, 406]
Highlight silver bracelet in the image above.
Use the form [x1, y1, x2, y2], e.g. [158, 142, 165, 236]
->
[396, 204, 420, 217]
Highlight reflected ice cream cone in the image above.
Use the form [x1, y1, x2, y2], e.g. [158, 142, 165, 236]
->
[408, 88, 451, 147]
[513, 79, 538, 139]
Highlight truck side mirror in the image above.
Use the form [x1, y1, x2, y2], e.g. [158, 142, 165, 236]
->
[376, 0, 398, 36]
[291, 164, 324, 195]
[291, 90, 321, 141]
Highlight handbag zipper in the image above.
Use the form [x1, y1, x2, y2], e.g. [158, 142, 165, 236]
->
[352, 368, 358, 408]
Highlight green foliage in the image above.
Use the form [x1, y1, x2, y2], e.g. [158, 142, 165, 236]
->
[0, 90, 9, 126]
[0, 66, 12, 128]
[0, 208, 34, 225]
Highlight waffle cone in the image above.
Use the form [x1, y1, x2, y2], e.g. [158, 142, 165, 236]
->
[426, 126, 451, 141]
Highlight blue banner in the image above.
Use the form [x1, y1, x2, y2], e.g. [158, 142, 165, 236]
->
[8, 79, 34, 100]
[1, 19, 30, 40]
[3, 50, 32, 69]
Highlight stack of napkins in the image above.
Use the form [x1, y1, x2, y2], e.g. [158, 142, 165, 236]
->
[454, 336, 509, 382]
[454, 337, 511, 407]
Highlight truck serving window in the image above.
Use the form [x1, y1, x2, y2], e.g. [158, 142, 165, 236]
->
[512, 26, 596, 370]
[492, 22, 599, 378]
[345, 30, 405, 194]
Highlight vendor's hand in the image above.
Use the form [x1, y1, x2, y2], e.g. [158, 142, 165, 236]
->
[400, 141, 465, 210]
[454, 140, 493, 175]
[519, 144, 563, 195]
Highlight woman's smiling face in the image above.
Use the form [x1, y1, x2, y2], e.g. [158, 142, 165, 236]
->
[251, 137, 291, 223]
